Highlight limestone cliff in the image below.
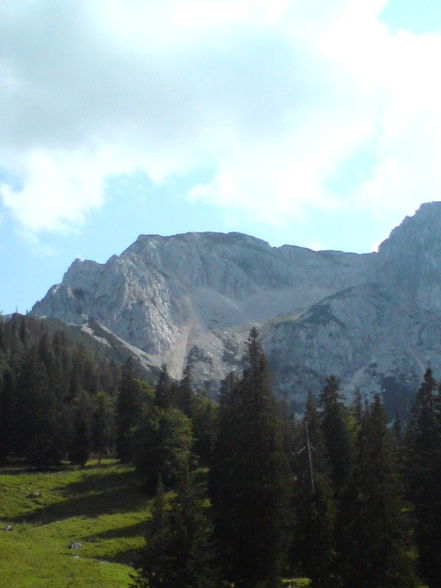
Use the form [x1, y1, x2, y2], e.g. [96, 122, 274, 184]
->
[32, 203, 441, 410]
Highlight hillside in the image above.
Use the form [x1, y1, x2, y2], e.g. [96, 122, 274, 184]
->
[0, 461, 150, 587]
[32, 202, 441, 411]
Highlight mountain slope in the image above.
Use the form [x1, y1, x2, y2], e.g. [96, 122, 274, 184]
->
[32, 202, 441, 409]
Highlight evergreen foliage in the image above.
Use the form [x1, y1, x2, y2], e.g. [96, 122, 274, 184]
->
[0, 369, 14, 463]
[405, 368, 441, 586]
[134, 407, 193, 491]
[92, 391, 115, 463]
[319, 375, 354, 492]
[15, 346, 64, 468]
[177, 364, 194, 418]
[340, 395, 416, 587]
[154, 365, 172, 410]
[291, 392, 336, 586]
[69, 389, 92, 467]
[116, 359, 153, 463]
[211, 328, 291, 587]
[5, 314, 441, 587]
[133, 470, 217, 588]
[0, 314, 121, 467]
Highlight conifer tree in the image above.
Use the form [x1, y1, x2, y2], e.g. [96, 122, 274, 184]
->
[291, 392, 336, 586]
[340, 395, 416, 587]
[69, 389, 92, 467]
[319, 375, 353, 492]
[0, 313, 124, 467]
[154, 365, 171, 410]
[209, 371, 238, 571]
[92, 391, 115, 463]
[133, 470, 217, 587]
[132, 475, 168, 588]
[177, 364, 194, 418]
[191, 394, 217, 467]
[134, 407, 193, 491]
[211, 329, 290, 587]
[16, 347, 64, 468]
[318, 376, 355, 584]
[0, 369, 14, 463]
[116, 358, 144, 462]
[405, 368, 441, 585]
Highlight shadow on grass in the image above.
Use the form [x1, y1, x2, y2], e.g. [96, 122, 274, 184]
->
[71, 521, 150, 566]
[5, 469, 149, 525]
[0, 464, 62, 475]
[90, 520, 150, 541]
[61, 468, 139, 495]
[98, 545, 142, 566]
[0, 459, 119, 476]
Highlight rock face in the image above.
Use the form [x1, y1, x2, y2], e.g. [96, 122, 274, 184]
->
[32, 202, 441, 412]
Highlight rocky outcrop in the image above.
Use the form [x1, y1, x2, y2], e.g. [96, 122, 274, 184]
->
[32, 202, 441, 411]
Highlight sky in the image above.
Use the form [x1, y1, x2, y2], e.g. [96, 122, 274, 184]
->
[2, 0, 441, 313]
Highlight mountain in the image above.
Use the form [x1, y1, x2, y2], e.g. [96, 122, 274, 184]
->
[32, 202, 441, 413]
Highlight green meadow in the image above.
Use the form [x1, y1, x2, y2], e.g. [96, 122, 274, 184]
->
[0, 460, 151, 587]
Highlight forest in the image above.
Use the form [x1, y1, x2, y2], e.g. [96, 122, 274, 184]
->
[1, 314, 440, 587]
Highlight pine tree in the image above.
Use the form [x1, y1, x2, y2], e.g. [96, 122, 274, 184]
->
[211, 329, 290, 587]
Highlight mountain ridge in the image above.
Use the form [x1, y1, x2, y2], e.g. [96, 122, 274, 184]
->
[32, 202, 441, 411]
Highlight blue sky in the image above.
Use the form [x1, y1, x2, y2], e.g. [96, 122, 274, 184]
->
[1, 0, 441, 313]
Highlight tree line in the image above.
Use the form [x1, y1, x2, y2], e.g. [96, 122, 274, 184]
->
[132, 331, 441, 587]
[0, 314, 126, 467]
[1, 315, 441, 586]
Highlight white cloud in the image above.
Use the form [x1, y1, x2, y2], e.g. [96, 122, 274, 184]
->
[0, 0, 441, 235]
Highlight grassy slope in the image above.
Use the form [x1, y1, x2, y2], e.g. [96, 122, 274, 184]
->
[0, 460, 151, 587]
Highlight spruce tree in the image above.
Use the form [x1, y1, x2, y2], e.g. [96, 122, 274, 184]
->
[340, 395, 416, 587]
[319, 375, 353, 493]
[318, 376, 355, 584]
[92, 391, 115, 464]
[116, 359, 144, 462]
[211, 329, 290, 587]
[405, 368, 441, 585]
[15, 347, 64, 468]
[154, 365, 171, 410]
[191, 394, 217, 467]
[133, 470, 217, 587]
[291, 392, 336, 586]
[209, 371, 239, 574]
[134, 407, 193, 491]
[0, 369, 14, 463]
[69, 389, 92, 467]
[177, 364, 194, 418]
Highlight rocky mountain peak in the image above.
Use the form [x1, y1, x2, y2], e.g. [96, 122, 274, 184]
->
[379, 201, 441, 255]
[32, 204, 441, 412]
[377, 202, 441, 310]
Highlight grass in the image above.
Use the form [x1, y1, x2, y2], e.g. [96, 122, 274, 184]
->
[0, 459, 152, 587]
